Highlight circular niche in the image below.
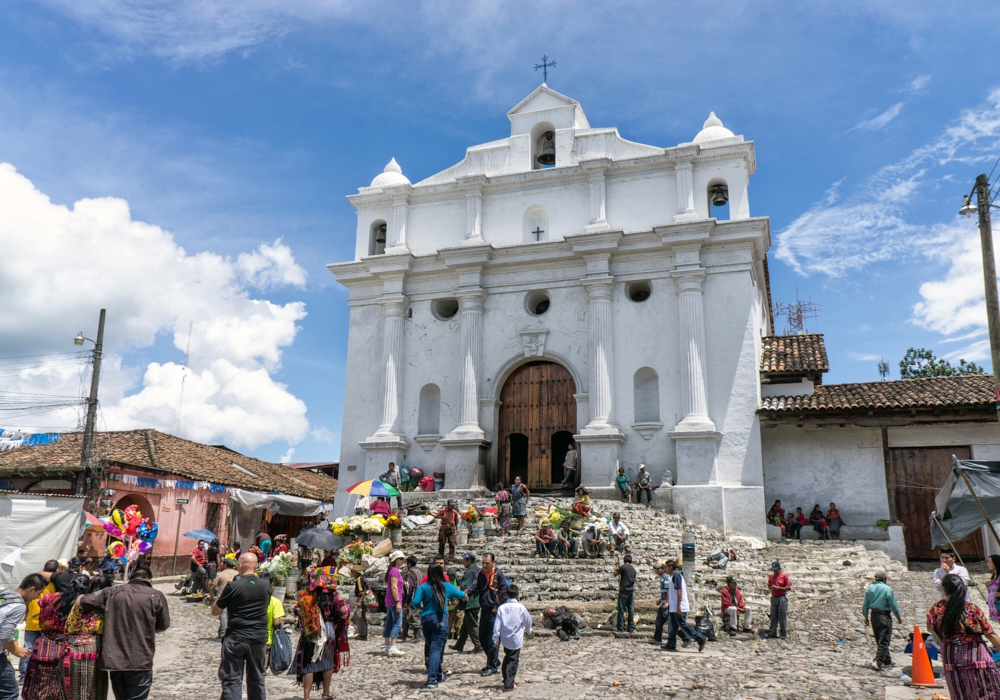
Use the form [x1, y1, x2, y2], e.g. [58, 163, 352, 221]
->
[627, 281, 652, 302]
[525, 290, 550, 316]
[432, 299, 459, 320]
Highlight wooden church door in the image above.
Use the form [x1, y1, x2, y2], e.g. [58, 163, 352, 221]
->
[498, 361, 576, 488]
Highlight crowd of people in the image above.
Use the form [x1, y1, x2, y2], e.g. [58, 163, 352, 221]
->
[766, 500, 845, 540]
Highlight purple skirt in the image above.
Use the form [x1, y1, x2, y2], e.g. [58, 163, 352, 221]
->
[942, 639, 1000, 700]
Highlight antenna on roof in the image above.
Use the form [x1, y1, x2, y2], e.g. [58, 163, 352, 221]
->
[176, 321, 193, 438]
[877, 358, 889, 381]
[773, 289, 820, 335]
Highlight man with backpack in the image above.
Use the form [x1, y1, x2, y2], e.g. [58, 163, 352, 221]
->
[0, 574, 47, 700]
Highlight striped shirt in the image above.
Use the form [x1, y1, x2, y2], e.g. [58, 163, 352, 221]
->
[0, 590, 27, 645]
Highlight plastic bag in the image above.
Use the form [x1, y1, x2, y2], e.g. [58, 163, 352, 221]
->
[269, 627, 292, 674]
[363, 591, 378, 610]
[695, 607, 717, 642]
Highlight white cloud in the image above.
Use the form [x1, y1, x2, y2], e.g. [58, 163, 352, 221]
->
[280, 447, 295, 464]
[850, 102, 905, 132]
[776, 88, 1000, 277]
[0, 163, 309, 449]
[908, 75, 931, 95]
[850, 353, 882, 362]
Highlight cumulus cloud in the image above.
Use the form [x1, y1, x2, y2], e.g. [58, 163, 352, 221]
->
[777, 88, 1000, 277]
[0, 163, 309, 449]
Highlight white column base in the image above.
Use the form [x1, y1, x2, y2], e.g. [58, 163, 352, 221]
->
[359, 437, 411, 482]
[461, 234, 486, 247]
[444, 424, 486, 441]
[575, 432, 627, 487]
[439, 437, 491, 490]
[384, 243, 411, 255]
[585, 220, 612, 233]
[673, 210, 699, 223]
[671, 484, 765, 540]
[669, 429, 721, 485]
[673, 414, 717, 432]
[580, 419, 621, 436]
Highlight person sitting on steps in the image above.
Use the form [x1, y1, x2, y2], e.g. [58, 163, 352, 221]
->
[615, 467, 632, 503]
[721, 576, 752, 635]
[533, 521, 557, 558]
[556, 521, 580, 559]
[608, 513, 629, 554]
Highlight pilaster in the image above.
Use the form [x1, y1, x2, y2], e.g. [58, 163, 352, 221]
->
[580, 158, 612, 233]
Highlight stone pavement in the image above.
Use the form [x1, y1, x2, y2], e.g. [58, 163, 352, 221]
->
[148, 495, 971, 699]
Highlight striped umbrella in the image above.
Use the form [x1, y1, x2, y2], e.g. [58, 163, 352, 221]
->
[345, 480, 400, 497]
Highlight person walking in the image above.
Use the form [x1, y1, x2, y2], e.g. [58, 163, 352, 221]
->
[288, 567, 350, 700]
[212, 557, 239, 638]
[380, 462, 405, 512]
[0, 574, 45, 700]
[256, 572, 285, 672]
[510, 477, 530, 532]
[559, 441, 577, 488]
[466, 552, 507, 677]
[862, 570, 902, 671]
[767, 561, 791, 639]
[927, 574, 1000, 698]
[614, 554, 636, 633]
[65, 574, 115, 700]
[663, 560, 705, 652]
[411, 564, 467, 689]
[383, 551, 406, 656]
[212, 552, 270, 700]
[452, 553, 482, 653]
[650, 561, 670, 645]
[77, 567, 169, 700]
[935, 549, 972, 601]
[401, 555, 422, 643]
[432, 500, 460, 565]
[350, 566, 371, 641]
[492, 584, 531, 692]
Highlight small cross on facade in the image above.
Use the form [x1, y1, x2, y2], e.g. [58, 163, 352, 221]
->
[532, 227, 544, 241]
[534, 55, 556, 83]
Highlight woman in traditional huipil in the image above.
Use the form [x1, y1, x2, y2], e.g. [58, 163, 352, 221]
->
[289, 566, 350, 700]
[927, 574, 1000, 699]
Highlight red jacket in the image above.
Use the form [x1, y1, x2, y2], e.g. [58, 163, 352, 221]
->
[721, 586, 744, 615]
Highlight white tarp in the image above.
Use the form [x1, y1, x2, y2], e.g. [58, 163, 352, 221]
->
[228, 489, 327, 553]
[0, 494, 83, 585]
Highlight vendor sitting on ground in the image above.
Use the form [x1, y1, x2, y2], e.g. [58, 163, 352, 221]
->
[720, 576, 752, 635]
[371, 497, 393, 517]
[767, 500, 785, 522]
[556, 521, 580, 558]
[572, 487, 592, 517]
[534, 520, 557, 558]
[615, 467, 632, 503]
[542, 606, 581, 641]
[608, 513, 629, 553]
[582, 525, 606, 558]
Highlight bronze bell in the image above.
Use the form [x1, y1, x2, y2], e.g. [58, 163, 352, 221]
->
[709, 183, 729, 207]
[537, 132, 556, 166]
[375, 224, 387, 246]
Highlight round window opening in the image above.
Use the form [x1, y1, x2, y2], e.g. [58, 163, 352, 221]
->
[432, 299, 459, 320]
[525, 290, 550, 316]
[627, 281, 652, 303]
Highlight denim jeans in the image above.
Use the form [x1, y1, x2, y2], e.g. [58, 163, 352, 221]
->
[384, 608, 402, 639]
[556, 539, 578, 557]
[666, 611, 704, 650]
[19, 629, 39, 678]
[616, 593, 635, 632]
[421, 612, 448, 685]
[0, 657, 18, 700]
[535, 540, 555, 556]
[479, 609, 500, 672]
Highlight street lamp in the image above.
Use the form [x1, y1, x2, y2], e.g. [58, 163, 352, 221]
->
[74, 332, 91, 346]
[959, 196, 977, 219]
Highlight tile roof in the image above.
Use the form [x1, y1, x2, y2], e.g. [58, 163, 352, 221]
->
[759, 374, 996, 414]
[760, 334, 829, 377]
[0, 429, 337, 501]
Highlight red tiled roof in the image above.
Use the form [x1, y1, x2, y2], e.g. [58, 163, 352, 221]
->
[0, 430, 337, 501]
[760, 334, 829, 376]
[759, 374, 996, 414]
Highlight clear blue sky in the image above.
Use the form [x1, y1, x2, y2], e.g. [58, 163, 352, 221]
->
[1, 2, 998, 463]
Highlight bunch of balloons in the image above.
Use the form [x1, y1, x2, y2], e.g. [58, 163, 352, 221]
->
[103, 505, 159, 576]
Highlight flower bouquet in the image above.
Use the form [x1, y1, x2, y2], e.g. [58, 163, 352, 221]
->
[262, 551, 295, 584]
[384, 513, 402, 530]
[331, 519, 350, 536]
[460, 506, 482, 525]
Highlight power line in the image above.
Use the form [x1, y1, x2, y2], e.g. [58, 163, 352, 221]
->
[0, 351, 89, 363]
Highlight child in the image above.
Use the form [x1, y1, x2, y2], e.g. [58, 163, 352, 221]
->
[257, 572, 285, 672]
[492, 583, 532, 692]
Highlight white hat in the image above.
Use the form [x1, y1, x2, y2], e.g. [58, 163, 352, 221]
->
[388, 550, 405, 562]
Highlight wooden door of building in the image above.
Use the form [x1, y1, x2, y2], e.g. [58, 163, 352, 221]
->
[889, 446, 983, 560]
[497, 361, 576, 488]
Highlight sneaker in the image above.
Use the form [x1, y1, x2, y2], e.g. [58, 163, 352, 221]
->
[870, 660, 881, 671]
[449, 644, 463, 652]
[681, 639, 690, 648]
[481, 668, 499, 677]
[697, 638, 706, 653]
[647, 639, 662, 645]
[388, 647, 405, 656]
[426, 682, 439, 689]
[557, 630, 569, 641]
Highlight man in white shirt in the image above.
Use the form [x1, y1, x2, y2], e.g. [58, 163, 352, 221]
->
[492, 584, 532, 692]
[934, 549, 972, 601]
[662, 561, 705, 653]
[608, 514, 630, 553]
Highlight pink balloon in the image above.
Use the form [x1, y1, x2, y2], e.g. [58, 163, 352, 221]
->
[102, 522, 123, 538]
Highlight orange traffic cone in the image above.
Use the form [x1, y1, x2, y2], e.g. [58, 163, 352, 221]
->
[910, 625, 938, 688]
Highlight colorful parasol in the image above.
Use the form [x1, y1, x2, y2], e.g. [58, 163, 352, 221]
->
[83, 511, 103, 527]
[345, 480, 400, 497]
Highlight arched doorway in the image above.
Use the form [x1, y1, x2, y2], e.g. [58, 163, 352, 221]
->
[113, 494, 156, 523]
[498, 361, 576, 488]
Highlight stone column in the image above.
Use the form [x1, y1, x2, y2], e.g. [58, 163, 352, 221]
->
[464, 189, 486, 246]
[674, 270, 715, 431]
[674, 160, 698, 222]
[373, 296, 409, 437]
[450, 292, 486, 438]
[583, 277, 616, 432]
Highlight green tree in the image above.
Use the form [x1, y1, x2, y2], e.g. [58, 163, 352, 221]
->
[898, 347, 986, 379]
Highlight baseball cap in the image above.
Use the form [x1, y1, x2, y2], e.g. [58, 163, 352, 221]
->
[770, 561, 781, 571]
[461, 552, 476, 562]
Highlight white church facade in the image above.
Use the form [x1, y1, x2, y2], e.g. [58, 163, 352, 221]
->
[329, 86, 771, 540]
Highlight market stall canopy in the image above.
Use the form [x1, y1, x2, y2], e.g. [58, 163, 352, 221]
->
[930, 459, 1000, 549]
[229, 489, 326, 516]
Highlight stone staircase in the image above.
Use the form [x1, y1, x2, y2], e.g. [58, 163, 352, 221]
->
[371, 495, 905, 631]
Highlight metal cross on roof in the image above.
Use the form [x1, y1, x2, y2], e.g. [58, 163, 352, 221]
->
[534, 55, 556, 83]
[532, 227, 544, 241]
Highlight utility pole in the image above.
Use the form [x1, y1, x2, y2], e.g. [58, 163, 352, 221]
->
[973, 174, 1000, 430]
[80, 309, 106, 510]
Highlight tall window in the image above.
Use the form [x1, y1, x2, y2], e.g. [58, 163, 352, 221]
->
[418, 384, 441, 434]
[633, 367, 660, 423]
[369, 219, 388, 256]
